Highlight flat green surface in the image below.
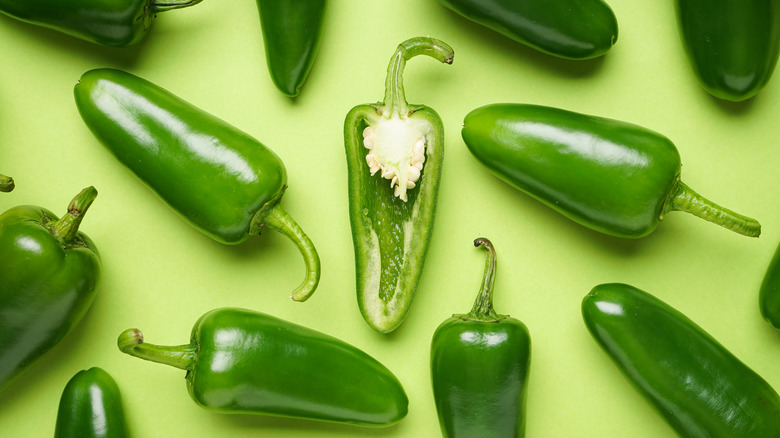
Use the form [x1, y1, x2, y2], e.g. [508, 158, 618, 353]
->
[1, 1, 779, 436]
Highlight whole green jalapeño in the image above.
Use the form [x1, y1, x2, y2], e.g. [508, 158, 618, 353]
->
[55, 367, 130, 438]
[759, 240, 780, 328]
[344, 37, 453, 333]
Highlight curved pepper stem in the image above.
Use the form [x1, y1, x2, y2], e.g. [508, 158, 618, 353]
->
[459, 237, 505, 322]
[383, 37, 454, 117]
[49, 186, 97, 246]
[0, 175, 14, 192]
[664, 181, 761, 237]
[118, 328, 196, 371]
[151, 0, 204, 13]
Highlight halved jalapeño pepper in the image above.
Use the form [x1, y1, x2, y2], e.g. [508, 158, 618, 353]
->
[55, 367, 130, 438]
[0, 0, 204, 47]
[74, 68, 319, 301]
[462, 104, 761, 238]
[759, 240, 780, 328]
[583, 283, 780, 437]
[344, 37, 453, 333]
[118, 307, 409, 426]
[0, 174, 12, 192]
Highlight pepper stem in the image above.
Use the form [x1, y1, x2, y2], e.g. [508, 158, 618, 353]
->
[49, 186, 97, 245]
[151, 0, 204, 13]
[458, 238, 504, 322]
[255, 203, 321, 302]
[0, 174, 14, 192]
[118, 329, 196, 371]
[664, 180, 761, 237]
[383, 37, 454, 117]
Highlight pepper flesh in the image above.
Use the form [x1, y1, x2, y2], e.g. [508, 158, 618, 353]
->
[431, 238, 531, 438]
[0, 0, 204, 47]
[74, 68, 320, 301]
[759, 241, 780, 328]
[54, 367, 130, 438]
[582, 283, 780, 437]
[0, 187, 101, 394]
[344, 37, 453, 333]
[462, 103, 761, 238]
[255, 0, 327, 97]
[117, 307, 408, 426]
[437, 0, 618, 60]
[675, 0, 780, 102]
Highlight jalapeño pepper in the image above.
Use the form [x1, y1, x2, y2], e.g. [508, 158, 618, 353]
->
[344, 37, 453, 333]
[759, 240, 780, 328]
[431, 238, 531, 437]
[0, 174, 12, 192]
[255, 0, 327, 97]
[54, 367, 130, 438]
[118, 307, 408, 426]
[583, 283, 780, 437]
[462, 104, 761, 238]
[0, 187, 101, 394]
[0, 0, 204, 47]
[74, 68, 320, 301]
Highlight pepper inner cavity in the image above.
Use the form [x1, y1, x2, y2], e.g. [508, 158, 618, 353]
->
[363, 115, 426, 202]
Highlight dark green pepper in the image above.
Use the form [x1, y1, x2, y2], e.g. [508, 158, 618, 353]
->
[255, 0, 327, 97]
[462, 104, 761, 238]
[431, 238, 531, 438]
[437, 0, 618, 60]
[118, 307, 408, 426]
[675, 0, 780, 102]
[54, 367, 130, 438]
[0, 187, 100, 394]
[74, 68, 319, 301]
[0, 174, 13, 192]
[344, 37, 453, 333]
[759, 241, 780, 328]
[0, 0, 204, 47]
[582, 283, 780, 437]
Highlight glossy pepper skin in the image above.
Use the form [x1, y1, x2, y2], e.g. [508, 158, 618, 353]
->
[0, 0, 204, 47]
[54, 367, 130, 438]
[255, 0, 327, 97]
[759, 241, 780, 328]
[0, 187, 100, 394]
[583, 283, 780, 437]
[431, 238, 531, 438]
[675, 0, 780, 102]
[118, 307, 408, 426]
[74, 68, 319, 301]
[463, 104, 761, 238]
[437, 0, 617, 60]
[344, 37, 453, 333]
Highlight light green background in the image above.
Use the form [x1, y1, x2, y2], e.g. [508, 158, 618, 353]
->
[1, 1, 779, 437]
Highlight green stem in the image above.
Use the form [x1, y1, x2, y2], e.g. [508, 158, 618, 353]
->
[664, 180, 761, 237]
[151, 0, 204, 13]
[49, 186, 97, 245]
[383, 37, 454, 117]
[117, 328, 196, 371]
[0, 174, 14, 192]
[460, 237, 503, 322]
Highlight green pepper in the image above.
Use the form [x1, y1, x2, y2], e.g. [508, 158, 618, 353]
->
[0, 187, 100, 394]
[0, 174, 13, 192]
[54, 367, 130, 438]
[430, 238, 531, 438]
[759, 240, 780, 328]
[462, 103, 761, 238]
[0, 0, 203, 47]
[117, 307, 408, 426]
[74, 68, 320, 301]
[675, 0, 780, 102]
[255, 0, 327, 97]
[437, 0, 618, 60]
[344, 37, 453, 333]
[582, 283, 780, 437]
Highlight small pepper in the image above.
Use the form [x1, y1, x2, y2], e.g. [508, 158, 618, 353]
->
[462, 103, 761, 238]
[255, 0, 327, 97]
[74, 68, 320, 301]
[344, 37, 453, 333]
[0, 174, 13, 192]
[430, 238, 531, 438]
[0, 0, 204, 47]
[759, 240, 780, 328]
[436, 0, 618, 60]
[54, 367, 130, 438]
[582, 283, 780, 437]
[118, 307, 409, 426]
[675, 0, 780, 102]
[0, 187, 101, 394]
